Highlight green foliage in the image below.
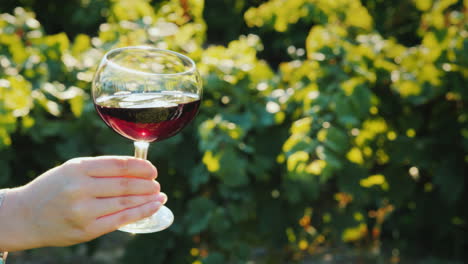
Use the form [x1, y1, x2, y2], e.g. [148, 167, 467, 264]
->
[1, 0, 467, 263]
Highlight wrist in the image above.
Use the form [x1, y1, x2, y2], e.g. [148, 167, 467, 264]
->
[0, 187, 43, 251]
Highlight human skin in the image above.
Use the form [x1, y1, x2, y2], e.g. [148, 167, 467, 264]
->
[0, 156, 167, 251]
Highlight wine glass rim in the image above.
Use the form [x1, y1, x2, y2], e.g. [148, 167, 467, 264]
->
[103, 46, 197, 76]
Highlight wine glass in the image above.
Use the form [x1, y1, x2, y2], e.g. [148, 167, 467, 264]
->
[92, 46, 202, 233]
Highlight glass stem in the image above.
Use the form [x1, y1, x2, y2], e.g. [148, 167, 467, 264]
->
[134, 141, 149, 160]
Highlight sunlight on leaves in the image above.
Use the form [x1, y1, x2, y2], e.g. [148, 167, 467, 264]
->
[202, 151, 220, 172]
[305, 159, 326, 175]
[356, 119, 388, 146]
[360, 174, 389, 190]
[395, 80, 422, 97]
[72, 34, 91, 56]
[341, 77, 365, 96]
[291, 117, 313, 135]
[414, 0, 433, 11]
[342, 223, 367, 242]
[287, 151, 309, 173]
[347, 147, 364, 165]
[344, 2, 372, 30]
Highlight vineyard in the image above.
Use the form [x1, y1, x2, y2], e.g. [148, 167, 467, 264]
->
[1, 0, 467, 263]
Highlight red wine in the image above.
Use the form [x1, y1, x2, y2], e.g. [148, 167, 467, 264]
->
[95, 92, 200, 142]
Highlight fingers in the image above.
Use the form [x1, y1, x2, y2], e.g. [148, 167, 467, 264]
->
[74, 156, 157, 179]
[91, 200, 163, 235]
[90, 177, 160, 197]
[92, 193, 167, 219]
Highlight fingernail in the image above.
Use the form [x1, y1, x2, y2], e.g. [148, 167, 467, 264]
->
[153, 180, 161, 193]
[157, 192, 168, 204]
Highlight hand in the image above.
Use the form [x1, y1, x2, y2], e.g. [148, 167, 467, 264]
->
[0, 156, 167, 251]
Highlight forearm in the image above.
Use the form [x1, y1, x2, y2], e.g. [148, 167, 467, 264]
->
[0, 187, 42, 252]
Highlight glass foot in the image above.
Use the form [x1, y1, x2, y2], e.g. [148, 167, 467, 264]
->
[118, 205, 174, 233]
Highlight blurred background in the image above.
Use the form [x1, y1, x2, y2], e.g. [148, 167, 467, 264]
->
[0, 0, 467, 263]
